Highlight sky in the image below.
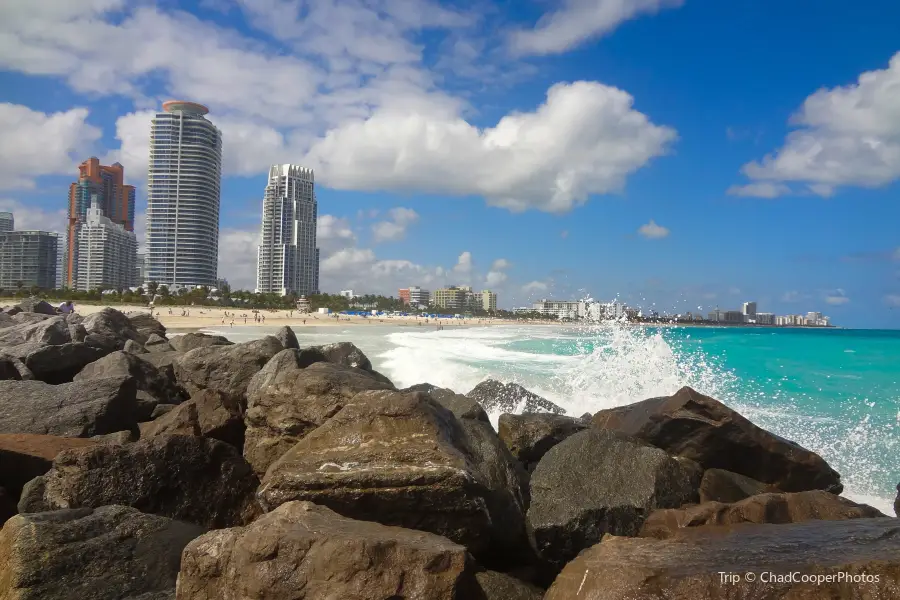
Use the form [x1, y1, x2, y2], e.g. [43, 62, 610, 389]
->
[1, 0, 899, 328]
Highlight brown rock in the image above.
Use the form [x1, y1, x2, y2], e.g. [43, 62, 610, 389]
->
[144, 333, 175, 353]
[127, 311, 167, 339]
[175, 501, 477, 600]
[243, 357, 393, 475]
[0, 433, 97, 498]
[468, 379, 564, 414]
[592, 386, 843, 493]
[474, 571, 544, 600]
[403, 383, 491, 423]
[167, 332, 232, 353]
[19, 435, 260, 529]
[0, 353, 32, 381]
[498, 413, 587, 472]
[639, 490, 886, 539]
[257, 390, 529, 563]
[699, 468, 779, 503]
[0, 505, 204, 600]
[544, 517, 900, 600]
[141, 390, 244, 448]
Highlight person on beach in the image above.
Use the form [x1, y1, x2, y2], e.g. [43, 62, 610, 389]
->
[58, 300, 74, 315]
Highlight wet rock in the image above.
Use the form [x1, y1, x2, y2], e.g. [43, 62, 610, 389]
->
[19, 435, 260, 528]
[243, 358, 393, 474]
[699, 468, 779, 503]
[173, 336, 284, 401]
[123, 339, 148, 354]
[273, 325, 299, 349]
[145, 333, 175, 353]
[13, 297, 56, 315]
[82, 307, 147, 350]
[150, 403, 177, 419]
[0, 505, 205, 600]
[468, 379, 564, 415]
[74, 350, 187, 405]
[544, 517, 900, 600]
[0, 377, 138, 437]
[313, 341, 373, 370]
[258, 390, 529, 564]
[0, 434, 97, 499]
[474, 570, 544, 600]
[498, 413, 588, 473]
[639, 490, 886, 539]
[127, 311, 167, 339]
[528, 428, 700, 570]
[0, 353, 32, 380]
[167, 332, 232, 353]
[404, 383, 491, 423]
[175, 501, 477, 600]
[592, 386, 843, 494]
[141, 390, 244, 448]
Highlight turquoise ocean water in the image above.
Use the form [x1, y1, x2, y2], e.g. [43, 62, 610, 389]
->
[210, 323, 899, 514]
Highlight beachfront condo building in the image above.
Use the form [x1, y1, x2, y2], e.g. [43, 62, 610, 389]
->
[74, 196, 138, 291]
[65, 158, 135, 288]
[146, 101, 222, 288]
[255, 164, 320, 296]
[533, 299, 584, 320]
[481, 290, 498, 312]
[432, 286, 468, 310]
[0, 227, 59, 290]
[0, 212, 13, 233]
[399, 286, 430, 307]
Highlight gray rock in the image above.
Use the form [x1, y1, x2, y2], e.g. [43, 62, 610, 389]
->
[468, 379, 565, 415]
[0, 377, 138, 437]
[0, 312, 15, 329]
[74, 351, 186, 406]
[592, 386, 843, 493]
[527, 428, 700, 569]
[144, 333, 175, 353]
[273, 325, 299, 349]
[0, 505, 205, 600]
[315, 341, 373, 371]
[0, 315, 70, 347]
[167, 332, 232, 353]
[243, 357, 393, 474]
[258, 390, 529, 565]
[140, 389, 244, 448]
[545, 518, 900, 600]
[403, 383, 490, 423]
[498, 413, 588, 473]
[21, 341, 108, 384]
[13, 297, 57, 315]
[12, 312, 52, 325]
[176, 501, 478, 600]
[135, 391, 160, 422]
[135, 350, 182, 371]
[126, 311, 167, 339]
[174, 336, 284, 402]
[20, 435, 261, 528]
[82, 307, 147, 350]
[0, 353, 33, 381]
[123, 339, 147, 354]
[67, 322, 87, 343]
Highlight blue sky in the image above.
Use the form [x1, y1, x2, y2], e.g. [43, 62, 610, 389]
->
[1, 0, 899, 328]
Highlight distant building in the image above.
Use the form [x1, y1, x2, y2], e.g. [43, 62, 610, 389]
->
[0, 229, 59, 290]
[481, 290, 498, 312]
[398, 288, 409, 304]
[0, 212, 13, 233]
[742, 301, 757, 320]
[756, 312, 775, 325]
[135, 253, 148, 287]
[339, 290, 356, 299]
[432, 286, 468, 310]
[409, 287, 429, 307]
[533, 299, 583, 320]
[723, 310, 744, 323]
[74, 196, 138, 291]
[708, 309, 724, 322]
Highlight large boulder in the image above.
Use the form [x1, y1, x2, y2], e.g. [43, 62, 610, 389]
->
[474, 571, 544, 600]
[175, 501, 478, 600]
[592, 386, 843, 493]
[314, 341, 373, 370]
[19, 434, 260, 529]
[527, 428, 700, 570]
[467, 379, 564, 415]
[544, 518, 900, 600]
[0, 434, 97, 499]
[0, 377, 138, 437]
[167, 332, 232, 353]
[140, 389, 244, 448]
[0, 353, 32, 380]
[74, 350, 187, 406]
[639, 490, 886, 539]
[0, 315, 70, 347]
[243, 356, 393, 474]
[273, 325, 299, 349]
[123, 339, 147, 354]
[13, 297, 57, 315]
[19, 341, 108, 384]
[699, 468, 779, 503]
[498, 413, 587, 473]
[173, 336, 284, 401]
[257, 390, 529, 564]
[0, 505, 205, 600]
[127, 311, 167, 339]
[144, 333, 175, 353]
[82, 307, 147, 350]
[404, 383, 491, 423]
[136, 350, 183, 371]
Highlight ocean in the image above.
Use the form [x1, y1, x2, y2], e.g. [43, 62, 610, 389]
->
[208, 322, 900, 515]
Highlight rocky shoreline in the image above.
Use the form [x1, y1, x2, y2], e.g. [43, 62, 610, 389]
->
[0, 299, 897, 599]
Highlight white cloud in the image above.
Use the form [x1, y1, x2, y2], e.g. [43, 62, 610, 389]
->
[306, 82, 676, 213]
[824, 289, 850, 306]
[317, 215, 357, 255]
[217, 228, 261, 290]
[522, 281, 549, 294]
[0, 198, 67, 234]
[485, 258, 511, 288]
[371, 207, 420, 243]
[491, 258, 511, 271]
[637, 219, 670, 239]
[732, 52, 900, 196]
[0, 104, 102, 189]
[320, 247, 444, 296]
[726, 182, 792, 199]
[453, 251, 473, 276]
[509, 0, 684, 57]
[885, 294, 900, 307]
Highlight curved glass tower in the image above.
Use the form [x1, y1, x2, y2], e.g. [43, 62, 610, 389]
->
[146, 101, 222, 288]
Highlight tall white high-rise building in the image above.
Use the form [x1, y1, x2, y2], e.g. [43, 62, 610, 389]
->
[0, 212, 13, 233]
[146, 101, 222, 288]
[256, 164, 319, 296]
[75, 195, 138, 291]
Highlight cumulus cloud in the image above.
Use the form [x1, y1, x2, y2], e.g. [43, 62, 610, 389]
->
[522, 281, 549, 294]
[726, 182, 792, 199]
[731, 52, 900, 196]
[637, 219, 670, 239]
[371, 207, 420, 243]
[0, 104, 102, 189]
[0, 198, 67, 234]
[317, 215, 357, 254]
[453, 251, 473, 276]
[509, 0, 684, 56]
[824, 289, 850, 306]
[484, 258, 511, 288]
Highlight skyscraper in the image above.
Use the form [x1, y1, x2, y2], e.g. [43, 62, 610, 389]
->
[0, 212, 13, 233]
[0, 228, 59, 290]
[75, 195, 138, 291]
[146, 101, 222, 288]
[255, 164, 319, 296]
[66, 158, 135, 287]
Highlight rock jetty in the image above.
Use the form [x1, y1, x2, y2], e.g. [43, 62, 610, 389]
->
[0, 300, 897, 599]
